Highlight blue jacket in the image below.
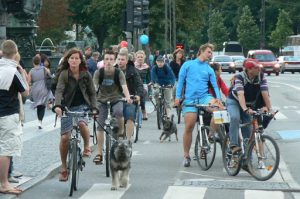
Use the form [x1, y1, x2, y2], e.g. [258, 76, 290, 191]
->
[151, 64, 176, 86]
[176, 58, 221, 100]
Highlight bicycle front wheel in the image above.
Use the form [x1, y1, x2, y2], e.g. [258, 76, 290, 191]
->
[156, 102, 162, 129]
[105, 128, 112, 177]
[68, 140, 78, 196]
[194, 126, 216, 170]
[134, 107, 141, 143]
[247, 134, 280, 181]
[177, 106, 182, 124]
[222, 135, 241, 176]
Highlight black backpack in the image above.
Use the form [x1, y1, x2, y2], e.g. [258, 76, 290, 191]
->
[97, 67, 123, 94]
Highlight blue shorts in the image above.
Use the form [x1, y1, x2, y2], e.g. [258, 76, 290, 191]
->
[182, 95, 214, 115]
[123, 103, 137, 121]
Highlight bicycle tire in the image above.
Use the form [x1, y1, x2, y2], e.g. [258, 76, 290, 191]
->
[105, 128, 111, 177]
[156, 101, 162, 129]
[217, 124, 226, 149]
[134, 107, 140, 143]
[69, 140, 78, 196]
[247, 134, 280, 181]
[222, 135, 241, 176]
[194, 126, 216, 170]
[92, 117, 97, 145]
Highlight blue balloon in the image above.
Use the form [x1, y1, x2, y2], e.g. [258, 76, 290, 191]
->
[139, 34, 149, 45]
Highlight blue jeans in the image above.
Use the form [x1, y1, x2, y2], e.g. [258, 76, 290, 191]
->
[226, 98, 252, 147]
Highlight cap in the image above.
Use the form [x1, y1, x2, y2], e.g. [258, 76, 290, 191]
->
[244, 58, 259, 69]
[156, 55, 164, 62]
[120, 41, 128, 48]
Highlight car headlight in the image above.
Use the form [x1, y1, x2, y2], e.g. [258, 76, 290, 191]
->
[274, 63, 280, 68]
[258, 64, 263, 68]
[229, 63, 235, 67]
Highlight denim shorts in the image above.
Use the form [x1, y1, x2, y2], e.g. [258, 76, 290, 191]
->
[123, 103, 137, 121]
[61, 105, 89, 135]
[182, 94, 214, 115]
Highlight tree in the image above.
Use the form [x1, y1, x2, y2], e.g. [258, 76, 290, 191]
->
[207, 9, 229, 51]
[237, 6, 260, 53]
[269, 9, 293, 52]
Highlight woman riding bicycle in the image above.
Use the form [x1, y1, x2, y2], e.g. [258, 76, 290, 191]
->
[54, 48, 97, 182]
[226, 58, 274, 154]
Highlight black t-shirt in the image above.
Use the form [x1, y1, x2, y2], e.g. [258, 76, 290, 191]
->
[0, 74, 26, 117]
[70, 84, 87, 107]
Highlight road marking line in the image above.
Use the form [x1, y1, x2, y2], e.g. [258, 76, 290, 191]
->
[79, 183, 130, 199]
[296, 111, 300, 115]
[268, 81, 300, 91]
[274, 112, 288, 120]
[245, 190, 284, 199]
[163, 186, 207, 199]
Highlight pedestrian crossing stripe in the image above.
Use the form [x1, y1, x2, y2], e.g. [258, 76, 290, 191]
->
[162, 186, 285, 199]
[79, 183, 130, 199]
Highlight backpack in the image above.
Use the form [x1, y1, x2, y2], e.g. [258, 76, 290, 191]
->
[97, 67, 123, 94]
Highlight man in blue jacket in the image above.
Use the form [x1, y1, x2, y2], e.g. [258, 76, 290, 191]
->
[174, 43, 223, 167]
[151, 55, 176, 119]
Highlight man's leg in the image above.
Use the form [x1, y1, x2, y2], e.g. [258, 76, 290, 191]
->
[126, 120, 134, 141]
[164, 88, 173, 118]
[183, 112, 197, 158]
[96, 131, 104, 156]
[0, 156, 11, 189]
[79, 122, 91, 156]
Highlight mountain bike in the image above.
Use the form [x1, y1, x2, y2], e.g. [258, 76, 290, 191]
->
[223, 109, 280, 181]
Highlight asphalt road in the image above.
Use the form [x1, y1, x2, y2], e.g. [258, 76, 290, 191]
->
[2, 72, 300, 199]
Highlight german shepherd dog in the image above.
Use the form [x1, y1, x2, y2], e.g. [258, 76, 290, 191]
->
[110, 140, 132, 190]
[160, 114, 178, 142]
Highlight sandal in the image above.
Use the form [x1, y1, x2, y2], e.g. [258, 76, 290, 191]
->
[59, 170, 68, 182]
[83, 147, 92, 157]
[0, 187, 22, 195]
[93, 154, 103, 165]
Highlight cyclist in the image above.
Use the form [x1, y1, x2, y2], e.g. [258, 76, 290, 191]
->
[174, 43, 223, 167]
[54, 48, 97, 182]
[117, 50, 144, 141]
[151, 55, 176, 118]
[134, 50, 151, 120]
[226, 58, 273, 154]
[93, 50, 132, 165]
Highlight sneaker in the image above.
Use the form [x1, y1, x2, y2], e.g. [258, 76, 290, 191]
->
[12, 171, 23, 178]
[8, 176, 19, 183]
[258, 160, 266, 169]
[183, 156, 191, 167]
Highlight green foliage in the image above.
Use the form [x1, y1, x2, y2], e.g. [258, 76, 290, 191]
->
[207, 9, 229, 51]
[269, 9, 293, 49]
[237, 6, 260, 52]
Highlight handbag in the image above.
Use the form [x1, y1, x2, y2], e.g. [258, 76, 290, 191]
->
[44, 68, 53, 90]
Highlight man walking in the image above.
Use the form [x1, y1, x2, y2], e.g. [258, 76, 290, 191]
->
[0, 40, 29, 194]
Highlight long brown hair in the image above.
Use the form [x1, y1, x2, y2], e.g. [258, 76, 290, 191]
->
[61, 48, 87, 72]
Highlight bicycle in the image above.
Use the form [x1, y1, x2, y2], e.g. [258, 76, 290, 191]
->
[184, 104, 219, 170]
[222, 109, 280, 181]
[93, 101, 118, 178]
[153, 84, 173, 130]
[61, 107, 95, 196]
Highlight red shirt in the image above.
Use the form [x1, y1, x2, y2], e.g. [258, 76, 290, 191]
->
[209, 76, 229, 97]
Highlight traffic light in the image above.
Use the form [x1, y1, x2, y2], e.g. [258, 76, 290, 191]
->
[125, 0, 149, 31]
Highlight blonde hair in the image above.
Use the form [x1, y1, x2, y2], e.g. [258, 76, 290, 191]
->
[135, 50, 145, 57]
[197, 43, 214, 56]
[1, 40, 18, 58]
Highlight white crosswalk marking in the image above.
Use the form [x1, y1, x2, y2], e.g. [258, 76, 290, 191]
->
[274, 112, 288, 120]
[163, 186, 207, 199]
[79, 183, 130, 199]
[244, 190, 284, 199]
[296, 111, 300, 115]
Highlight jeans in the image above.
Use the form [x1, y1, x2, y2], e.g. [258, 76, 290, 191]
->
[226, 98, 252, 147]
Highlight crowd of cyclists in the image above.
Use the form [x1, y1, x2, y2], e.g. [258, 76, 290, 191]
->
[0, 39, 276, 195]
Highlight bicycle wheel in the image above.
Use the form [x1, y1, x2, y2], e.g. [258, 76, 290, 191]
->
[105, 128, 111, 177]
[194, 126, 216, 170]
[247, 134, 280, 181]
[217, 124, 226, 148]
[156, 101, 162, 129]
[222, 135, 241, 176]
[134, 107, 141, 143]
[68, 140, 78, 196]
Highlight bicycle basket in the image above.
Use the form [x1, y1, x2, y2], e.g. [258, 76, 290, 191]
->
[262, 115, 273, 129]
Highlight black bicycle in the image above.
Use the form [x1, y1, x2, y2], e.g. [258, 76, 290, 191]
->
[184, 104, 219, 170]
[153, 84, 173, 129]
[62, 107, 95, 196]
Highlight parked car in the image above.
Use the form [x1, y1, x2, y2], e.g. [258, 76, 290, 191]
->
[278, 56, 300, 74]
[247, 50, 281, 76]
[230, 55, 245, 72]
[211, 55, 236, 73]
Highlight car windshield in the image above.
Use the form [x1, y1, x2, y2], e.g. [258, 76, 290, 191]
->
[284, 56, 300, 61]
[214, 56, 232, 62]
[231, 56, 245, 62]
[254, 53, 276, 61]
